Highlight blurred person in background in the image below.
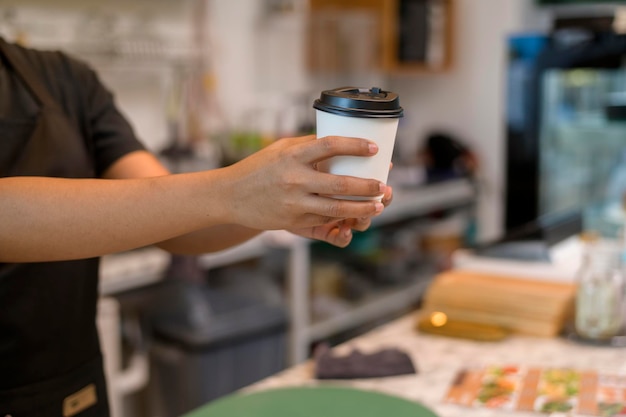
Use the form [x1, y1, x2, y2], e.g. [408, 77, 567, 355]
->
[0, 37, 392, 416]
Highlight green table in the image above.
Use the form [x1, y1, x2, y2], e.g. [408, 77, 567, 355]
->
[183, 386, 438, 417]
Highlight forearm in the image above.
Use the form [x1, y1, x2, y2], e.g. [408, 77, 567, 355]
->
[0, 172, 231, 262]
[155, 224, 262, 254]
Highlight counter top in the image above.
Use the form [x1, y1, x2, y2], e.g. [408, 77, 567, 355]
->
[245, 313, 626, 417]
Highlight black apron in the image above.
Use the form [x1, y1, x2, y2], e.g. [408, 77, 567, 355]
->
[0, 40, 110, 416]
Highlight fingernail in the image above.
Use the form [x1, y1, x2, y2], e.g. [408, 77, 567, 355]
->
[374, 202, 384, 213]
[379, 182, 386, 193]
[343, 228, 352, 238]
[368, 143, 378, 154]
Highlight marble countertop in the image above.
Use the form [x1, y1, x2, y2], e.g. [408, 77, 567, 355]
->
[247, 313, 626, 417]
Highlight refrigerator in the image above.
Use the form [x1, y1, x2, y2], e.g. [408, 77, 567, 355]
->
[505, 31, 626, 239]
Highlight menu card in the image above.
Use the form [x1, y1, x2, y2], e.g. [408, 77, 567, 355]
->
[445, 365, 626, 416]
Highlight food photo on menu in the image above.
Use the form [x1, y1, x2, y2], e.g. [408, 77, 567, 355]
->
[445, 365, 626, 416]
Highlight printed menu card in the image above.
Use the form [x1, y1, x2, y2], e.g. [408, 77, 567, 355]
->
[445, 365, 626, 416]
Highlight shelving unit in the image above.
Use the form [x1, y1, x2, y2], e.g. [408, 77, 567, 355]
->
[307, 0, 455, 75]
[306, 275, 430, 341]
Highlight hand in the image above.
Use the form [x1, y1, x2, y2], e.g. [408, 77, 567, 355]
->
[289, 183, 393, 247]
[221, 135, 386, 231]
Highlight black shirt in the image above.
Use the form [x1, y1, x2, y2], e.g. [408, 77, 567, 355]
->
[0, 42, 146, 176]
[0, 40, 146, 390]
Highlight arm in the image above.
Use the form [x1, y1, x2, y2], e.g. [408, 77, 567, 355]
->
[101, 149, 264, 254]
[103, 150, 393, 253]
[0, 135, 386, 263]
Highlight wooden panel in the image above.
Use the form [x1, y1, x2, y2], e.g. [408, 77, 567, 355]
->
[391, 0, 454, 72]
[308, 0, 393, 73]
[421, 269, 576, 337]
[309, 0, 390, 10]
[308, 0, 454, 74]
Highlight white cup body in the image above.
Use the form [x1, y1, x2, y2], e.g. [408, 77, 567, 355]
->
[316, 110, 399, 200]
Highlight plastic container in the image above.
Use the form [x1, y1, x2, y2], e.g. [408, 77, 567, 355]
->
[145, 281, 287, 417]
[575, 237, 624, 341]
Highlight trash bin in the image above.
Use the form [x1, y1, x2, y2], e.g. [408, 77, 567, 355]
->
[145, 280, 288, 417]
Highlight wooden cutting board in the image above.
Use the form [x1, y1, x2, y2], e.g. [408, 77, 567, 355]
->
[424, 270, 576, 317]
[183, 386, 439, 417]
[421, 270, 576, 337]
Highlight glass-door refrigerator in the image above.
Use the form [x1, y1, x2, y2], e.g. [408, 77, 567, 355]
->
[505, 31, 626, 239]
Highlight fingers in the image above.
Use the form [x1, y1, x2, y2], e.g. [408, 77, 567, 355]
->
[321, 196, 383, 221]
[318, 224, 353, 248]
[297, 195, 383, 227]
[332, 185, 390, 234]
[312, 172, 385, 199]
[290, 186, 392, 246]
[290, 223, 353, 248]
[381, 185, 393, 207]
[278, 135, 386, 199]
[339, 217, 371, 232]
[295, 184, 390, 229]
[329, 225, 352, 248]
[294, 135, 379, 164]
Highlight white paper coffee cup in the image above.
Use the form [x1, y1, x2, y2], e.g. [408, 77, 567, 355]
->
[314, 86, 403, 200]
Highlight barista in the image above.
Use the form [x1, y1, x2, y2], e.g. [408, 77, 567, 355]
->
[0, 37, 392, 416]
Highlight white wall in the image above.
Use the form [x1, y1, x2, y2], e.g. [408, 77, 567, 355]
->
[207, 0, 311, 137]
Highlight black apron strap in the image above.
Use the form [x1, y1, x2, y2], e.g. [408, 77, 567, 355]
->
[0, 38, 97, 178]
[0, 38, 59, 109]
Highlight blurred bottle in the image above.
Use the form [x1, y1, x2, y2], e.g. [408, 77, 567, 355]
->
[619, 223, 626, 329]
[606, 149, 626, 210]
[608, 152, 626, 327]
[575, 233, 624, 340]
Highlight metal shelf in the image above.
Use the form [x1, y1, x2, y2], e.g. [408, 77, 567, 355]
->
[373, 178, 475, 227]
[99, 247, 170, 296]
[306, 272, 433, 341]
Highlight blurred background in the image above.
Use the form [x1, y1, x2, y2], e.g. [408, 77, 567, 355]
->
[3, 0, 626, 416]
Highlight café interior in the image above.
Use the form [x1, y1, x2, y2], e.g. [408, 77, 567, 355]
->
[1, 0, 625, 416]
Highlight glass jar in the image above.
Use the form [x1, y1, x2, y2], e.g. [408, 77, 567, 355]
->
[575, 237, 625, 340]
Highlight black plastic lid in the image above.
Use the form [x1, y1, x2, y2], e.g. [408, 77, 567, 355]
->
[313, 86, 403, 118]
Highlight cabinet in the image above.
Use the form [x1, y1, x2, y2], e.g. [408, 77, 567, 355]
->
[307, 0, 454, 74]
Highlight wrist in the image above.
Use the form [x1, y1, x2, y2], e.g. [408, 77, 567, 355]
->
[195, 167, 237, 226]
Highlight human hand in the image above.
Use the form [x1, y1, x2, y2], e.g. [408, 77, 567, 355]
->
[288, 181, 393, 247]
[221, 135, 386, 231]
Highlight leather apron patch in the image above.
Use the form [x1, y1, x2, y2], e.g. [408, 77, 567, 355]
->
[63, 384, 97, 417]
